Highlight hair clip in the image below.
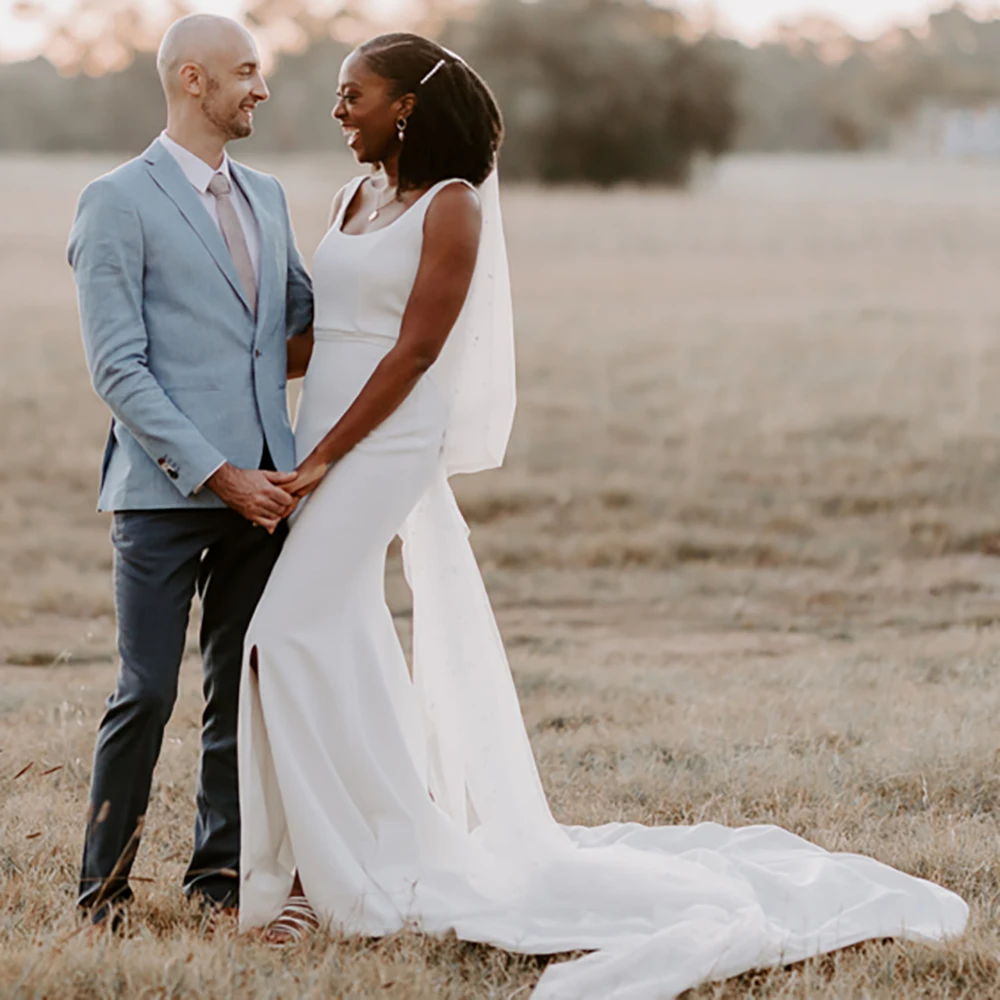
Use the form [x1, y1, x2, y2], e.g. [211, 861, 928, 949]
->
[420, 58, 446, 85]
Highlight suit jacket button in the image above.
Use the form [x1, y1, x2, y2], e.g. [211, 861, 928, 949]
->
[254, 349, 262, 359]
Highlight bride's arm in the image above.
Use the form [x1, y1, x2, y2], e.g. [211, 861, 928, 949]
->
[286, 182, 482, 498]
[287, 323, 313, 379]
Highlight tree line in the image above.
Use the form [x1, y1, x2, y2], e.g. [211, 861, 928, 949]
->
[2, 0, 999, 183]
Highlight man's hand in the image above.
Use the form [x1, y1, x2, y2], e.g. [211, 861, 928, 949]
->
[206, 463, 298, 533]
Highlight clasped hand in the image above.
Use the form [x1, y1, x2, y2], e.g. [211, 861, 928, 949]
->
[285, 451, 330, 500]
[207, 464, 299, 533]
[208, 452, 331, 532]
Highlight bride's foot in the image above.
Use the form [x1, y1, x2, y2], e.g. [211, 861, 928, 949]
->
[261, 894, 320, 947]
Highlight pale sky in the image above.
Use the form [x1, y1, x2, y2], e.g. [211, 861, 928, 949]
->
[703, 0, 998, 39]
[2, 0, 999, 62]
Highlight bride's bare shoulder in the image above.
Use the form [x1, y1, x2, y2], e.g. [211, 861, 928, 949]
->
[423, 181, 482, 243]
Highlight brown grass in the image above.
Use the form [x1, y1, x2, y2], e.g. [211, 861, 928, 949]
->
[3, 151, 1000, 997]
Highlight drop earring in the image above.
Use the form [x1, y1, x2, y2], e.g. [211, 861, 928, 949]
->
[396, 117, 408, 142]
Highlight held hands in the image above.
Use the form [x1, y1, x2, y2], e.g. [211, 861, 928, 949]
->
[286, 451, 331, 500]
[207, 463, 299, 533]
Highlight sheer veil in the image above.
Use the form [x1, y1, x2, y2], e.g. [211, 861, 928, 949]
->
[430, 168, 516, 477]
[399, 167, 561, 846]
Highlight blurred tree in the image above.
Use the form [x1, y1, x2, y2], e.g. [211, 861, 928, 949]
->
[444, 0, 737, 184]
[727, 3, 1000, 152]
[12, 0, 193, 74]
[6, 0, 1000, 166]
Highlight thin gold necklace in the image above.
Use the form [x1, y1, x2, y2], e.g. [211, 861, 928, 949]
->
[367, 182, 398, 222]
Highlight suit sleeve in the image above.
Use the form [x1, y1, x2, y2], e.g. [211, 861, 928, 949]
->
[68, 179, 227, 498]
[275, 178, 314, 339]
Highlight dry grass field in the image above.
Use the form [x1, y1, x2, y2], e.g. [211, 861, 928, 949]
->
[3, 150, 1000, 997]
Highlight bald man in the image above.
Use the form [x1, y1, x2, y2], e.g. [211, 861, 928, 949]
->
[68, 14, 313, 925]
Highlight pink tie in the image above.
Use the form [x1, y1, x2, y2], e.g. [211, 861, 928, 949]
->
[208, 173, 257, 315]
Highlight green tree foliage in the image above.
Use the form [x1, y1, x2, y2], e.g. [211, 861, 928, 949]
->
[0, 53, 163, 152]
[0, 0, 735, 185]
[726, 5, 1000, 152]
[443, 0, 737, 184]
[4, 1, 1000, 169]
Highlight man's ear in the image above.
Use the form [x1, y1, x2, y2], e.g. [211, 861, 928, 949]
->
[178, 62, 205, 97]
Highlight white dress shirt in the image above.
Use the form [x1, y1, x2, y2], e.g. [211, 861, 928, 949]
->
[158, 132, 263, 491]
[158, 131, 261, 282]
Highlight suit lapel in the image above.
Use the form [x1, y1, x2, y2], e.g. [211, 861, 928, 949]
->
[142, 140, 254, 317]
[230, 160, 277, 338]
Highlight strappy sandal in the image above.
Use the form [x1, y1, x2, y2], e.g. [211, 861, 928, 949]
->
[262, 894, 320, 946]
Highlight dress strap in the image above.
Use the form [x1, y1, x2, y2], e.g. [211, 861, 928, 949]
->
[404, 178, 477, 231]
[426, 178, 476, 197]
[334, 175, 368, 232]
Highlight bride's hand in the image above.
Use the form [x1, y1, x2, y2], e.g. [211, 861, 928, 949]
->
[287, 451, 331, 499]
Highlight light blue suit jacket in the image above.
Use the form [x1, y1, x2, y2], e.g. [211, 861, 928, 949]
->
[68, 138, 314, 511]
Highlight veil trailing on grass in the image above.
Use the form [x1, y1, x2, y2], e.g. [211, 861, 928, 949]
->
[397, 168, 968, 999]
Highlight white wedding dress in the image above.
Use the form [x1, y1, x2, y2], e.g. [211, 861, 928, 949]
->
[238, 173, 967, 999]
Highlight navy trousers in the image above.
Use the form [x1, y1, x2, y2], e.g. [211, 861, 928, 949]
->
[79, 507, 285, 916]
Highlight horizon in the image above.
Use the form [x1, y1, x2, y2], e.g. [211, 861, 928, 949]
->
[705, 0, 999, 40]
[2, 0, 999, 66]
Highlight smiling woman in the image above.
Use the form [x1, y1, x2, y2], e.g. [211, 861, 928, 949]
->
[334, 34, 502, 193]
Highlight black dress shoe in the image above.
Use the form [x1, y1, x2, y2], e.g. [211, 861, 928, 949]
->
[81, 899, 128, 934]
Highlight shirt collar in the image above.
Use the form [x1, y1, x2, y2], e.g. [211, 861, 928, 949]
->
[158, 131, 233, 195]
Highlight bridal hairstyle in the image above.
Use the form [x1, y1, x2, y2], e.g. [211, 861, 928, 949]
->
[357, 33, 504, 190]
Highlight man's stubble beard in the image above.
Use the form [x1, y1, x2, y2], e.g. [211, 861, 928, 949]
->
[201, 76, 253, 141]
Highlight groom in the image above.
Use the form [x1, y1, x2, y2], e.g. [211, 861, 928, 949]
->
[67, 14, 312, 923]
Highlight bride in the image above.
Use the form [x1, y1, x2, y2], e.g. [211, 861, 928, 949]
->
[238, 32, 967, 999]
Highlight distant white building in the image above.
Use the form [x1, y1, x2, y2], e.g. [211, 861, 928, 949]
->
[894, 101, 1000, 159]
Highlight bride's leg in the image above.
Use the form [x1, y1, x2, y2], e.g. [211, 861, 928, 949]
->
[260, 871, 319, 946]
[241, 426, 447, 932]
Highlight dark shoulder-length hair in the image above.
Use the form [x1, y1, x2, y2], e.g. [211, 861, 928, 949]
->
[357, 33, 503, 191]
